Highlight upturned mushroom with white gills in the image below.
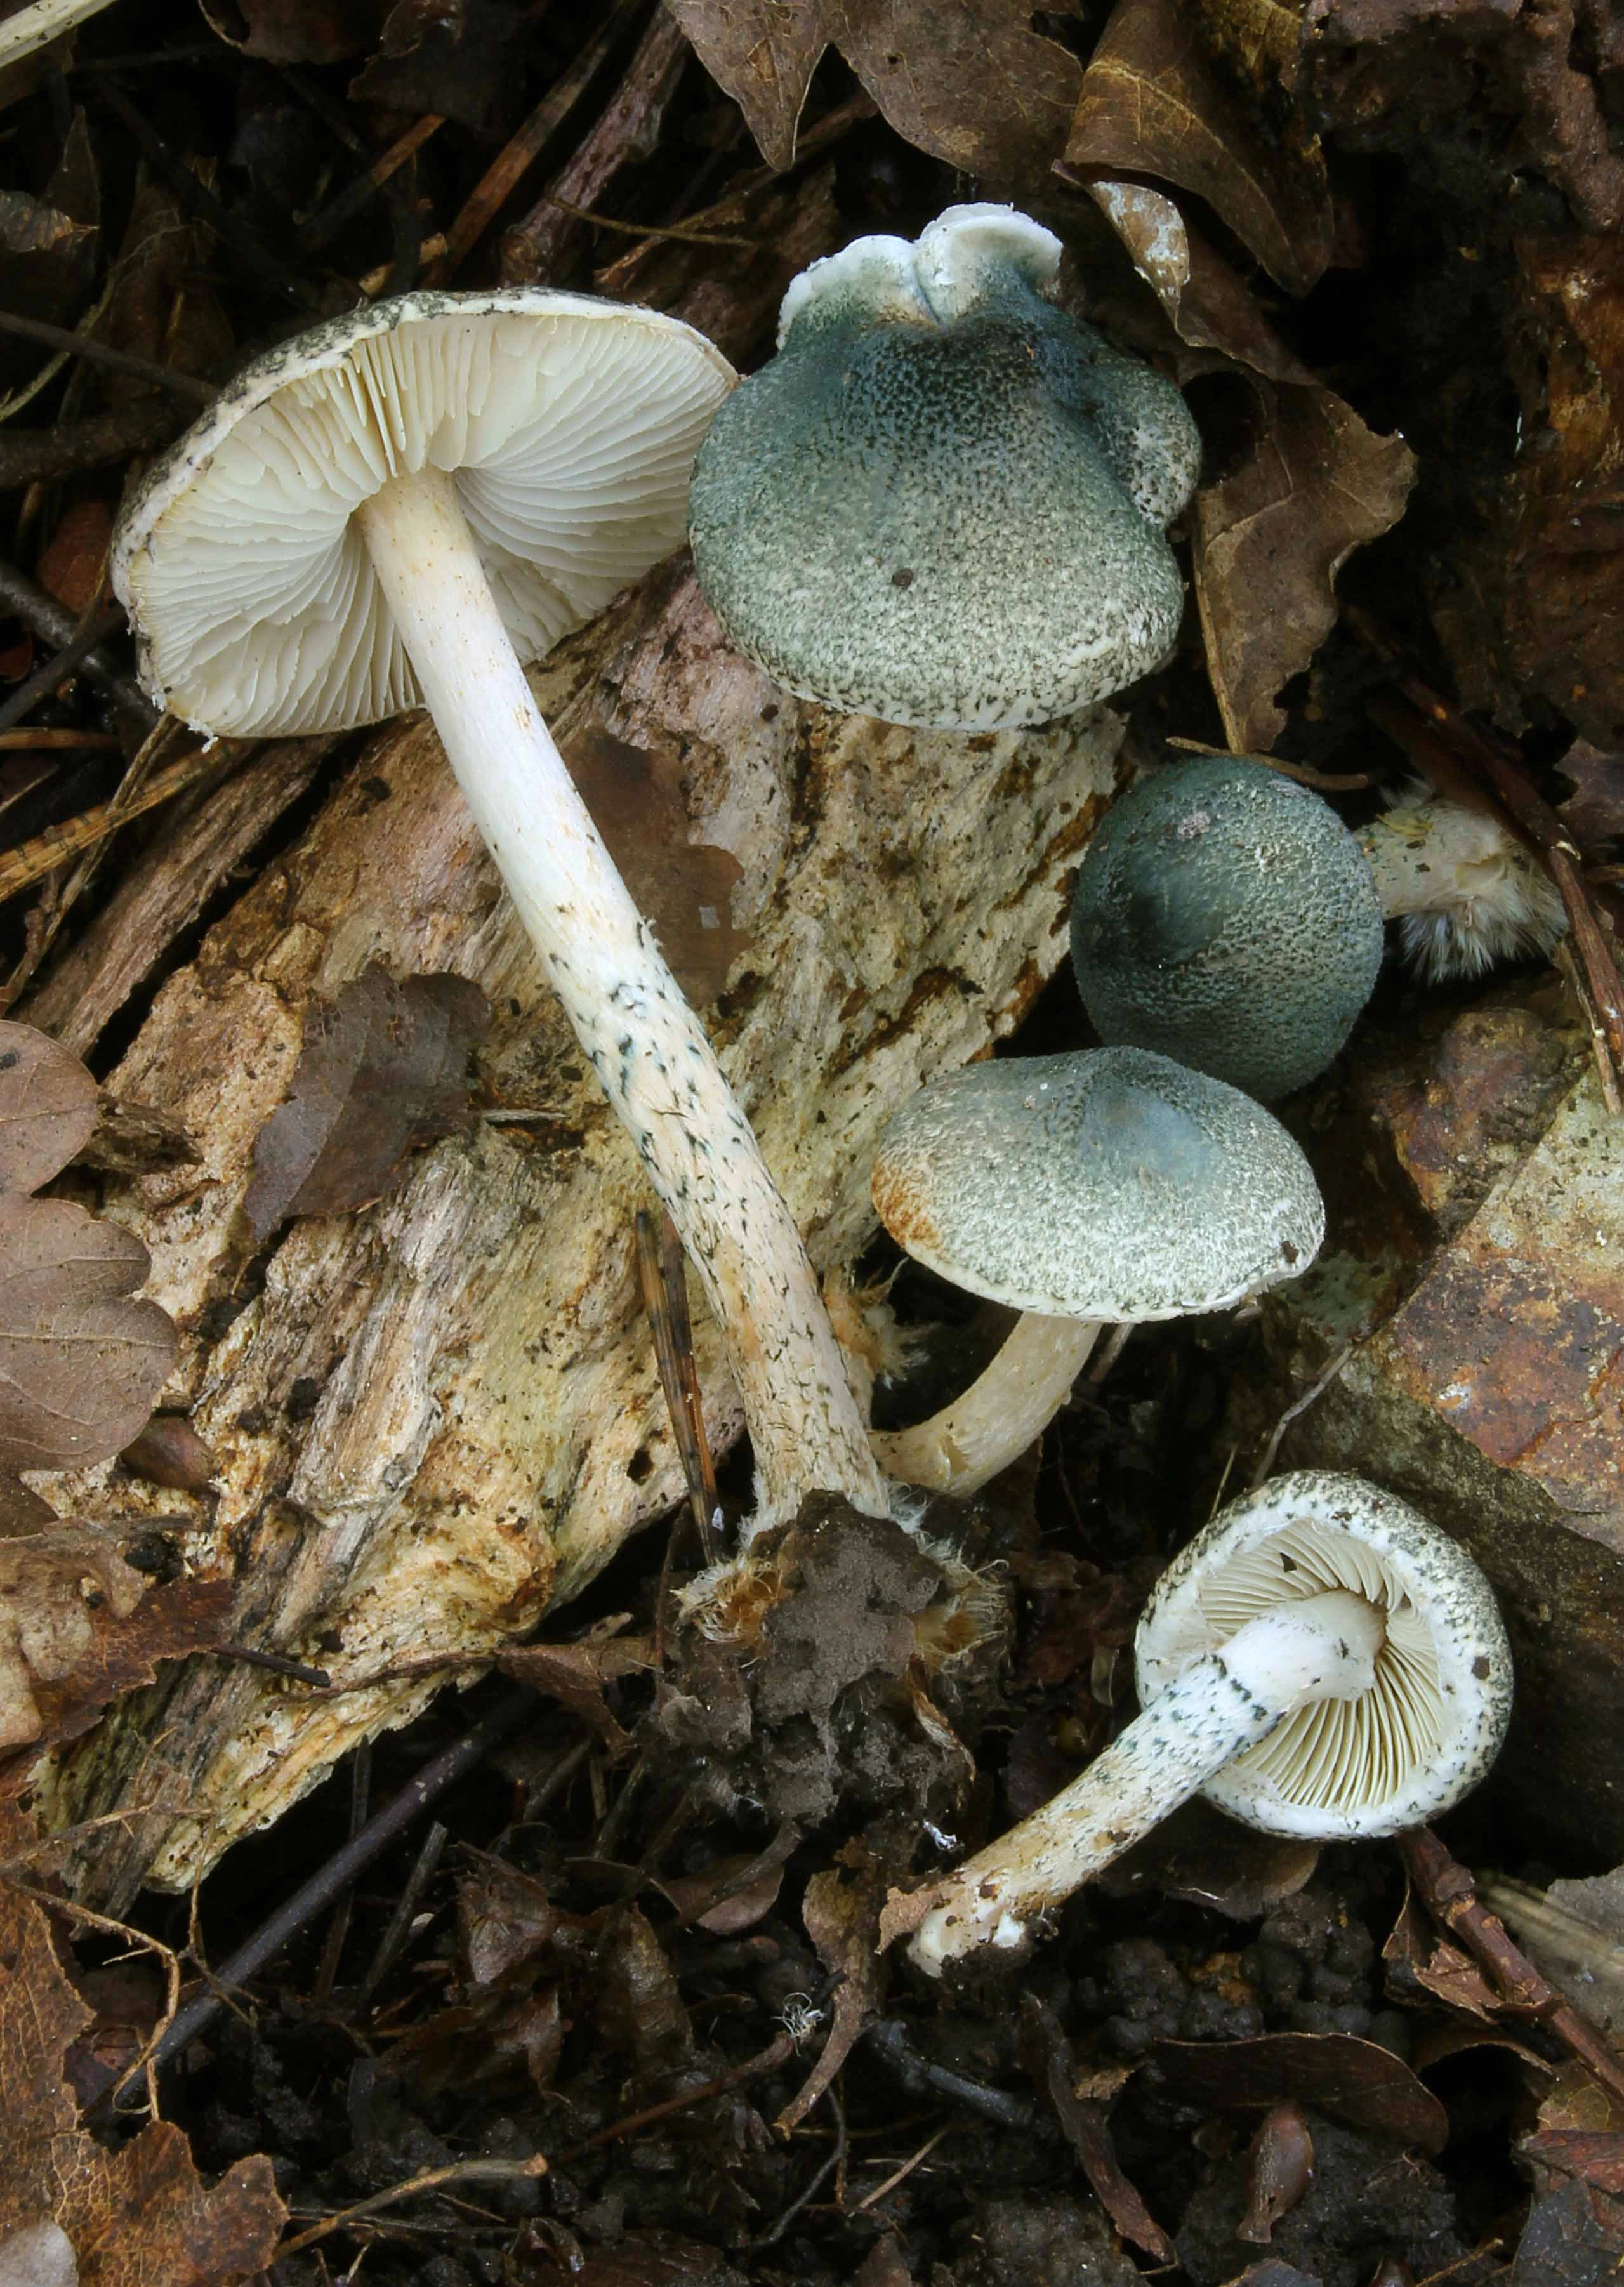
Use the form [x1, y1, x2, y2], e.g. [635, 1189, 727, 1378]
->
[1070, 756, 1385, 1100]
[111, 289, 887, 1524]
[689, 203, 1201, 728]
[869, 1048, 1323, 1495]
[888, 1472, 1512, 1975]
[1356, 780, 1566, 983]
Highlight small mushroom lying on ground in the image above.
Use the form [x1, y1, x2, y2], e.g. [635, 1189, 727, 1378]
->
[869, 1048, 1323, 1494]
[112, 289, 886, 1524]
[689, 202, 1201, 728]
[1069, 756, 1385, 1099]
[1356, 780, 1566, 982]
[885, 1471, 1512, 1975]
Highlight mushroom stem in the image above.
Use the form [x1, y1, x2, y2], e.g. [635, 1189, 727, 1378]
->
[355, 465, 887, 1522]
[906, 1586, 1385, 1975]
[870, 1313, 1102, 1494]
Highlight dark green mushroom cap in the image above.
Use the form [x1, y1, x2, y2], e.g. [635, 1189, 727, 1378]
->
[688, 204, 1201, 730]
[1069, 756, 1385, 1101]
[871, 1046, 1323, 1321]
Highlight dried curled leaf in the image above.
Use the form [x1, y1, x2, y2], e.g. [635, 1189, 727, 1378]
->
[0, 1197, 177, 1476]
[243, 965, 489, 1244]
[1149, 2031, 1449, 2154]
[565, 728, 748, 1007]
[1066, 0, 1333, 296]
[0, 1526, 143, 1750]
[0, 1567, 232, 1783]
[1192, 378, 1417, 751]
[666, 0, 1082, 181]
[0, 1021, 175, 1480]
[1080, 170, 1415, 751]
[0, 1020, 98, 1197]
[0, 1869, 284, 2281]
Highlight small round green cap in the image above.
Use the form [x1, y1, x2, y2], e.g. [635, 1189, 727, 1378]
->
[1070, 757, 1385, 1100]
[689, 204, 1201, 730]
[871, 1046, 1323, 1321]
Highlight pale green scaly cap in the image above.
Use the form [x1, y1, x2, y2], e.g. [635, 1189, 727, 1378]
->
[871, 1046, 1323, 1321]
[112, 289, 734, 738]
[689, 204, 1201, 730]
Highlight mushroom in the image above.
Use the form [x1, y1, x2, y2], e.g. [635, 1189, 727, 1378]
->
[1357, 780, 1566, 982]
[688, 203, 1201, 728]
[892, 1470, 1512, 1975]
[111, 288, 887, 1522]
[869, 1047, 1323, 1495]
[1069, 756, 1385, 1100]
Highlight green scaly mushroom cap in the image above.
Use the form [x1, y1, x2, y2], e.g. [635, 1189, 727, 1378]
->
[688, 204, 1201, 730]
[1071, 756, 1385, 1100]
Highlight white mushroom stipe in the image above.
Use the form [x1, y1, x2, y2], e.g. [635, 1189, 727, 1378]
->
[909, 1588, 1385, 1974]
[110, 289, 887, 1525]
[895, 1471, 1512, 1975]
[353, 467, 885, 1517]
[871, 1314, 1102, 1494]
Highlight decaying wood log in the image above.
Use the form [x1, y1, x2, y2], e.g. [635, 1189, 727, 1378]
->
[39, 557, 1120, 1909]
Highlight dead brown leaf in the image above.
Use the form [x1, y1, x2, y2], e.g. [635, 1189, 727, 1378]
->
[4, 1570, 233, 1775]
[666, 0, 1082, 182]
[96, 183, 230, 405]
[657, 1832, 795, 1934]
[566, 728, 749, 1008]
[1384, 1888, 1500, 2021]
[593, 154, 844, 372]
[0, 1021, 98, 1196]
[1019, 1994, 1175, 2262]
[242, 965, 489, 1244]
[1081, 183, 1314, 385]
[199, 0, 386, 63]
[1147, 2031, 1449, 2153]
[34, 499, 113, 624]
[0, 1526, 143, 1751]
[1078, 168, 1412, 750]
[0, 1873, 284, 2281]
[1556, 742, 1624, 851]
[0, 1198, 176, 1475]
[1512, 2179, 1624, 2285]
[1192, 376, 1416, 750]
[1065, 0, 1333, 296]
[495, 1634, 655, 1756]
[1502, 236, 1624, 749]
[1521, 2132, 1624, 2194]
[0, 114, 97, 372]
[776, 1868, 885, 2134]
[348, 0, 532, 136]
[0, 1555, 230, 1777]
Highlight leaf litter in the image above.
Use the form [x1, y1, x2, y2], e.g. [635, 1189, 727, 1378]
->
[0, 0, 1621, 2281]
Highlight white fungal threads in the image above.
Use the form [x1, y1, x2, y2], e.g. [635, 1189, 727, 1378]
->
[1358, 784, 1566, 983]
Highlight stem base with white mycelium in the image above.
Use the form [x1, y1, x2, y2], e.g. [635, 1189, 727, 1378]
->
[906, 1587, 1385, 1975]
[870, 1313, 1102, 1494]
[355, 466, 887, 1523]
